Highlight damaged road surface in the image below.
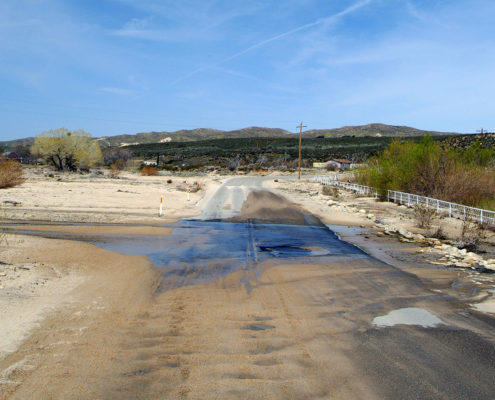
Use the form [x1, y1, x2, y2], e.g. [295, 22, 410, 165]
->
[2, 177, 494, 399]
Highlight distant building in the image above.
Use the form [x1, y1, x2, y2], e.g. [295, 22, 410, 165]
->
[318, 159, 352, 171]
[1, 151, 19, 161]
[142, 161, 157, 166]
[312, 162, 328, 169]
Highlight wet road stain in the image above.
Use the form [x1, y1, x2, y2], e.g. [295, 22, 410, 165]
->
[6, 218, 369, 292]
[243, 324, 276, 331]
[84, 219, 368, 290]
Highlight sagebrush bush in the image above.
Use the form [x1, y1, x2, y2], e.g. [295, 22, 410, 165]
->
[0, 160, 25, 188]
[322, 185, 339, 198]
[141, 166, 158, 176]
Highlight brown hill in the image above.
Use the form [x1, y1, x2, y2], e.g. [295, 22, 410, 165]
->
[1, 123, 459, 150]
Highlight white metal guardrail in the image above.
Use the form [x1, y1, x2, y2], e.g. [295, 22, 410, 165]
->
[314, 175, 377, 197]
[314, 175, 495, 226]
[387, 190, 495, 226]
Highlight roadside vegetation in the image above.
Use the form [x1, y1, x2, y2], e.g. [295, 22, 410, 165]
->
[140, 166, 159, 176]
[0, 159, 25, 188]
[126, 135, 452, 172]
[31, 128, 102, 171]
[357, 135, 495, 210]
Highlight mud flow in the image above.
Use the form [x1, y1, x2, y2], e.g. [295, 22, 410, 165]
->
[90, 190, 366, 291]
[3, 187, 495, 399]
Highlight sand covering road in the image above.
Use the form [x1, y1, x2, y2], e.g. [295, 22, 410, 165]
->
[1, 170, 495, 398]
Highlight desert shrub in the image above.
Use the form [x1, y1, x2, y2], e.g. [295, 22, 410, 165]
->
[190, 182, 202, 193]
[413, 204, 436, 229]
[322, 185, 339, 198]
[141, 166, 158, 176]
[109, 161, 123, 178]
[102, 147, 132, 166]
[435, 166, 495, 208]
[358, 135, 495, 208]
[459, 219, 488, 251]
[0, 160, 25, 188]
[111, 159, 127, 171]
[432, 225, 447, 240]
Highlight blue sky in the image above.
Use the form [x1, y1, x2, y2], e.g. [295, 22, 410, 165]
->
[1, 0, 494, 140]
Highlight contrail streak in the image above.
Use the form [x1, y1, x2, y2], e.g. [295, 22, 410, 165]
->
[170, 0, 373, 85]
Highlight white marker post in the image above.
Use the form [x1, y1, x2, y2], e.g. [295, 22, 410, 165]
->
[187, 188, 190, 201]
[159, 196, 163, 217]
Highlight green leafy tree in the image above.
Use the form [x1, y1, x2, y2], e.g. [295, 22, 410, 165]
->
[31, 128, 102, 171]
[357, 135, 495, 208]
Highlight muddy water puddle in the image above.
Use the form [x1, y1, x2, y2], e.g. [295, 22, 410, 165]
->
[6, 220, 368, 289]
[97, 220, 368, 288]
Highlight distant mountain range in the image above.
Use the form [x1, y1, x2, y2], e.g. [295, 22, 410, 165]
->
[1, 123, 458, 150]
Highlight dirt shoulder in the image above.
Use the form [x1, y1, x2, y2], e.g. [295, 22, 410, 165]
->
[0, 233, 157, 398]
[0, 166, 226, 224]
[0, 171, 494, 398]
[0, 167, 227, 395]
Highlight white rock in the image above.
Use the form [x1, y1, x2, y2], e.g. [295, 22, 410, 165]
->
[455, 262, 469, 268]
[359, 209, 366, 214]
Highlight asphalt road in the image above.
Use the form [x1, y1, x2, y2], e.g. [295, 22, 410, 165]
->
[5, 177, 495, 399]
[96, 176, 495, 398]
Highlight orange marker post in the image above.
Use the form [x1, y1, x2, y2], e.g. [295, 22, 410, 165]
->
[159, 196, 163, 216]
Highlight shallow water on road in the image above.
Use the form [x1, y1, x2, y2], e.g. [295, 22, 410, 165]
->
[89, 220, 368, 288]
[5, 218, 368, 290]
[372, 307, 447, 328]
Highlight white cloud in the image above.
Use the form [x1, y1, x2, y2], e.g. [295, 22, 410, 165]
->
[100, 87, 135, 95]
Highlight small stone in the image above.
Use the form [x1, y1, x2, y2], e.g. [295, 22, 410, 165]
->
[359, 209, 366, 214]
[397, 228, 414, 239]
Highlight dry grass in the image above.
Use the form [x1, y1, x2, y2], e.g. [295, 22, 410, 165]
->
[0, 160, 25, 189]
[434, 167, 495, 210]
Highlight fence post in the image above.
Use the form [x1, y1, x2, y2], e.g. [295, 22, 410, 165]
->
[449, 203, 452, 218]
[480, 210, 484, 224]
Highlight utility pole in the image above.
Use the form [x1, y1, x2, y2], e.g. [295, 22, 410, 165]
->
[297, 122, 307, 180]
[476, 128, 488, 135]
